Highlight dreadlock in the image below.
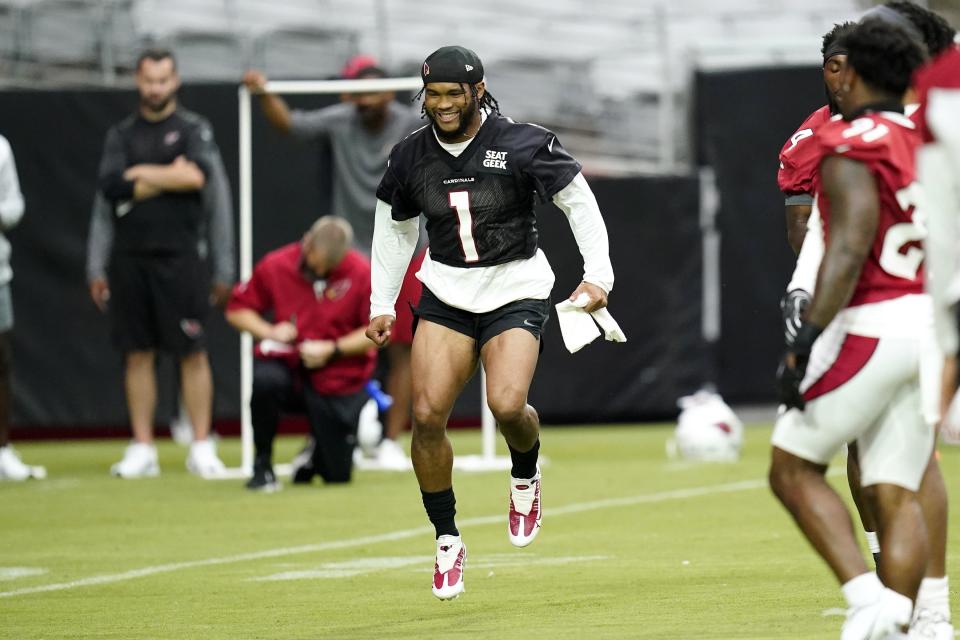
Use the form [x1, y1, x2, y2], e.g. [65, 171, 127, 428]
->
[413, 83, 501, 118]
[470, 83, 501, 115]
[885, 1, 956, 57]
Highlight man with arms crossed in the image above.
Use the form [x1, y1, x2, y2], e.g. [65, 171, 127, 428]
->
[89, 49, 232, 478]
[770, 20, 932, 639]
[366, 46, 614, 600]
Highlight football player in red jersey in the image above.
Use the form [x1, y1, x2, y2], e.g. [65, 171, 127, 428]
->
[907, 6, 960, 636]
[769, 20, 932, 638]
[776, 21, 892, 570]
[778, 22, 855, 255]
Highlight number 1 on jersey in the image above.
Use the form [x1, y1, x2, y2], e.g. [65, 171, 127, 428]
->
[449, 190, 479, 263]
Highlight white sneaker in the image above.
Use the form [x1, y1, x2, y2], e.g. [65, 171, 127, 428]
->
[432, 535, 466, 600]
[111, 442, 159, 478]
[376, 438, 409, 470]
[0, 445, 45, 481]
[508, 466, 542, 547]
[910, 609, 954, 639]
[186, 439, 226, 478]
[843, 589, 912, 640]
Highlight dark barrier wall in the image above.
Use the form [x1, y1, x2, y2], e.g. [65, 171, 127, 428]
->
[695, 66, 827, 402]
[0, 84, 708, 430]
[531, 178, 708, 423]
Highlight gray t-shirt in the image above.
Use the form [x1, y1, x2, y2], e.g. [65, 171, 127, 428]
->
[290, 101, 424, 254]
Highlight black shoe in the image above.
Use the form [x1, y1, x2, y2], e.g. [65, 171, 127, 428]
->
[245, 465, 280, 492]
[290, 438, 317, 484]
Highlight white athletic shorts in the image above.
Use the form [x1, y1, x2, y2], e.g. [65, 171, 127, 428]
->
[772, 295, 940, 491]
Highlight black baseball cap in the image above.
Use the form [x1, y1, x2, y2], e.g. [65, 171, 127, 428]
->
[421, 46, 484, 85]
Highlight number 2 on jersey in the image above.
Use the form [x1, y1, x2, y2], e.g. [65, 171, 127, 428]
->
[879, 183, 926, 280]
[448, 191, 480, 263]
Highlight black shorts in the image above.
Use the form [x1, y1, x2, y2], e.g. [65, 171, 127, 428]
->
[414, 287, 550, 351]
[108, 251, 209, 356]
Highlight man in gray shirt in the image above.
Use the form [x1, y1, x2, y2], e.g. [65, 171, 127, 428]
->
[242, 56, 423, 471]
[242, 57, 422, 254]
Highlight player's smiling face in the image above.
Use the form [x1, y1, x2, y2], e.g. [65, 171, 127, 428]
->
[423, 82, 483, 142]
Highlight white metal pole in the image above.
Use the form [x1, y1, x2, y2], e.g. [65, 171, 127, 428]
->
[480, 366, 496, 460]
[238, 85, 254, 475]
[656, 4, 675, 172]
[262, 77, 422, 95]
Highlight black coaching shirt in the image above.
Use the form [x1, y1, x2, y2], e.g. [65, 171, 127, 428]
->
[97, 109, 217, 254]
[376, 114, 581, 268]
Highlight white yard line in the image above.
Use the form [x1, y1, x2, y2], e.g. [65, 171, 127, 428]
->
[0, 475, 785, 599]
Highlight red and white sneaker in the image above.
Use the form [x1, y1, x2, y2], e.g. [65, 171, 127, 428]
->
[432, 534, 466, 600]
[508, 466, 541, 547]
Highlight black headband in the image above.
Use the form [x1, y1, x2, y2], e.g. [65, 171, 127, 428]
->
[823, 41, 848, 64]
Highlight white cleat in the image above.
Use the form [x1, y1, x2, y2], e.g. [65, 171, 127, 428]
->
[0, 445, 45, 481]
[508, 466, 541, 547]
[186, 439, 226, 479]
[843, 589, 913, 640]
[375, 438, 410, 470]
[111, 442, 160, 478]
[909, 609, 954, 639]
[432, 535, 466, 600]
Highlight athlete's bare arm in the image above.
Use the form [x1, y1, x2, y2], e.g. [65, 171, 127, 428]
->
[805, 156, 879, 329]
[786, 203, 813, 255]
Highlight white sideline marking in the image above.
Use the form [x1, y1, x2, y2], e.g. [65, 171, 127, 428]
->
[254, 554, 611, 582]
[0, 476, 776, 599]
[0, 568, 47, 581]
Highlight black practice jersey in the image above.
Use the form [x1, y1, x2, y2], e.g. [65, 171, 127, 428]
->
[376, 114, 581, 268]
[97, 109, 218, 255]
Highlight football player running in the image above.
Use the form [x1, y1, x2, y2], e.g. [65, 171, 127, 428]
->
[366, 46, 614, 600]
[769, 19, 933, 639]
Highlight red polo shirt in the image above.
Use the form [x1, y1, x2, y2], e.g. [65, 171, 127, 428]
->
[227, 243, 376, 395]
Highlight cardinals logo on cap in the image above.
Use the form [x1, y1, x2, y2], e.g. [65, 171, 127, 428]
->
[422, 61, 430, 76]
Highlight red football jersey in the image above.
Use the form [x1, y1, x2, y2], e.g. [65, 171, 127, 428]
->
[228, 243, 375, 395]
[778, 105, 834, 197]
[815, 111, 925, 307]
[913, 46, 960, 144]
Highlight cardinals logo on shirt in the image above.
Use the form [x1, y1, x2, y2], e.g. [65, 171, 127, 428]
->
[180, 318, 203, 339]
[164, 130, 181, 146]
[325, 279, 352, 301]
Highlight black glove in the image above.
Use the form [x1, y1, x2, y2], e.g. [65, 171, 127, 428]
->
[780, 289, 812, 344]
[776, 321, 822, 410]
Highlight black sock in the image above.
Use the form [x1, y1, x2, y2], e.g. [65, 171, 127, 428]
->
[421, 488, 459, 538]
[872, 552, 881, 569]
[508, 439, 540, 479]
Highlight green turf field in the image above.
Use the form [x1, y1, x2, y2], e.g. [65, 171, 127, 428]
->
[1, 424, 957, 639]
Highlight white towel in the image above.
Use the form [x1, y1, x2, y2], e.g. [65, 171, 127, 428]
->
[554, 294, 627, 354]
